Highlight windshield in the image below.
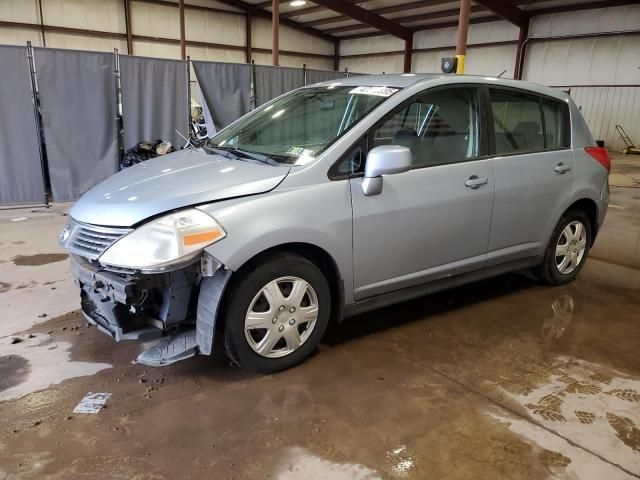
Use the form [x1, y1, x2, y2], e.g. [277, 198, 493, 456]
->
[207, 85, 400, 165]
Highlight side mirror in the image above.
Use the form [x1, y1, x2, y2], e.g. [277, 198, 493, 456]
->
[362, 145, 412, 196]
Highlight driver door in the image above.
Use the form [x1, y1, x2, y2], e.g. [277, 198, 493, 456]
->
[349, 86, 495, 300]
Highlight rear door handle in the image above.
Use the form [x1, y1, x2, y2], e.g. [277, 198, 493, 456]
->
[555, 163, 572, 174]
[465, 176, 489, 189]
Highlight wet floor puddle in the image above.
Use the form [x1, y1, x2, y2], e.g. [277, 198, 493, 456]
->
[494, 356, 640, 478]
[11, 253, 69, 267]
[0, 314, 111, 402]
[274, 447, 382, 479]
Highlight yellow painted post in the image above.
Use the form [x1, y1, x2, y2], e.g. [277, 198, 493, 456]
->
[455, 54, 465, 74]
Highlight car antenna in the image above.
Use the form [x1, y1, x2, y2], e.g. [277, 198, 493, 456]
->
[175, 129, 193, 150]
[497, 70, 507, 78]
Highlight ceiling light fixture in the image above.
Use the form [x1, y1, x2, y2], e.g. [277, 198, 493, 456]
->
[290, 0, 306, 6]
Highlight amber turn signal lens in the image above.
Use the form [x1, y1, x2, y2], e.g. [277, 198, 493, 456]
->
[183, 230, 224, 246]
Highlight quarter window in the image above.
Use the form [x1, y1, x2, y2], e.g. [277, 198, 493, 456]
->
[372, 88, 480, 168]
[542, 99, 568, 149]
[490, 89, 544, 155]
[337, 143, 366, 176]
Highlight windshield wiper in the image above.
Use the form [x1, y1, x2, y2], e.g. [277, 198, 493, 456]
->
[201, 145, 239, 159]
[206, 144, 280, 166]
[233, 148, 280, 166]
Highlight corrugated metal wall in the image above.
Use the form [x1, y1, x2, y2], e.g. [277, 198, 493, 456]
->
[339, 21, 519, 76]
[522, 5, 640, 151]
[570, 87, 640, 151]
[0, 0, 333, 67]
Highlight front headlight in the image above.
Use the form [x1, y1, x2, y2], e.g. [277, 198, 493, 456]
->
[99, 208, 225, 271]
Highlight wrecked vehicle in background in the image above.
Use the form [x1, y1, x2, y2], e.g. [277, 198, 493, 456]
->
[60, 74, 608, 373]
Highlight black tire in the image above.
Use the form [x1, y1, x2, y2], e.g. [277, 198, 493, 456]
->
[533, 209, 592, 285]
[222, 252, 331, 373]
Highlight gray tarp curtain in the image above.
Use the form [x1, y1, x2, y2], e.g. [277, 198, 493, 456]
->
[0, 46, 45, 205]
[255, 65, 305, 106]
[306, 69, 346, 85]
[35, 48, 119, 202]
[120, 55, 189, 150]
[192, 61, 251, 133]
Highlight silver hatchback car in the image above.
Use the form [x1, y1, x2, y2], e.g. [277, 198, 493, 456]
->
[60, 74, 609, 372]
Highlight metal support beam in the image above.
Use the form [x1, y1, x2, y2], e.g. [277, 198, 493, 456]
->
[255, 0, 287, 8]
[37, 0, 46, 46]
[272, 0, 279, 66]
[334, 40, 340, 71]
[472, 0, 529, 27]
[324, 5, 484, 35]
[403, 36, 413, 73]
[123, 0, 133, 54]
[306, 0, 465, 27]
[455, 0, 471, 74]
[179, 0, 186, 60]
[310, 0, 411, 40]
[340, 14, 502, 40]
[214, 0, 334, 42]
[282, 0, 374, 19]
[531, 0, 639, 16]
[514, 21, 529, 80]
[245, 13, 252, 63]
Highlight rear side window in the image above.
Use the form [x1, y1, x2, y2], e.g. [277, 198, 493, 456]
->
[490, 89, 544, 155]
[489, 88, 570, 155]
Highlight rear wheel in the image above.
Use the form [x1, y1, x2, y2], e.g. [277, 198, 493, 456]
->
[222, 252, 331, 373]
[533, 210, 591, 285]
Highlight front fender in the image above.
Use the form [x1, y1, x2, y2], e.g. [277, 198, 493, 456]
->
[199, 180, 355, 303]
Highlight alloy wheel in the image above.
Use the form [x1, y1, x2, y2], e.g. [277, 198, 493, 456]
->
[555, 220, 587, 275]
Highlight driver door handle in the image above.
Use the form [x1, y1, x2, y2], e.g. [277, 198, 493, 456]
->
[555, 163, 572, 174]
[465, 176, 489, 189]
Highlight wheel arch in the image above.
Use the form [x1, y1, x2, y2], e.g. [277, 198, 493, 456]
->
[564, 197, 599, 244]
[221, 242, 345, 329]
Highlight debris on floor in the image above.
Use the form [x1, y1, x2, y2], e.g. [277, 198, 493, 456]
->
[73, 392, 112, 414]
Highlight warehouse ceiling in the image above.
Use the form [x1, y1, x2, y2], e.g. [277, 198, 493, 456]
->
[227, 0, 637, 40]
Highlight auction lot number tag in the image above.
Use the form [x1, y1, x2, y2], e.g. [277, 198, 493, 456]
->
[349, 86, 399, 97]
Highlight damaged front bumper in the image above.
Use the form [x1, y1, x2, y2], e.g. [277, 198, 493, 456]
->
[70, 254, 230, 366]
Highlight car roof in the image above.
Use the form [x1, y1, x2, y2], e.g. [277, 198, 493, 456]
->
[312, 73, 442, 88]
[310, 73, 568, 102]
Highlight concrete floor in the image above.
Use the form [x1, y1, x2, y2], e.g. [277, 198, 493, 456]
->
[0, 153, 639, 479]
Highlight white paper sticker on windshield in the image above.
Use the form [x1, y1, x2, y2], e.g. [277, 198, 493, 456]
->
[349, 86, 398, 97]
[287, 146, 305, 156]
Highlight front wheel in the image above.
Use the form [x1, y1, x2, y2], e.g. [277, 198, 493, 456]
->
[222, 252, 331, 373]
[533, 210, 591, 285]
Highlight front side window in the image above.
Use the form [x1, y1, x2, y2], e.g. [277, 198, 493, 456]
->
[208, 85, 398, 165]
[490, 89, 545, 155]
[372, 87, 480, 168]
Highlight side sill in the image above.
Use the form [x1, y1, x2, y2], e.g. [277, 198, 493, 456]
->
[343, 256, 541, 319]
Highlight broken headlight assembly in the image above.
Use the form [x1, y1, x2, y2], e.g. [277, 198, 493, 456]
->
[99, 208, 226, 273]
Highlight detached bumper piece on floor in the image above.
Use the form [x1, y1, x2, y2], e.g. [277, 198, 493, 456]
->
[136, 330, 198, 367]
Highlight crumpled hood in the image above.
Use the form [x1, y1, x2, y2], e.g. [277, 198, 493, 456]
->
[70, 149, 290, 227]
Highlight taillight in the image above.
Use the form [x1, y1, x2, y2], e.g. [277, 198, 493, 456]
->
[585, 146, 610, 171]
